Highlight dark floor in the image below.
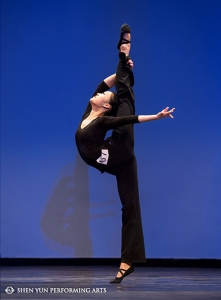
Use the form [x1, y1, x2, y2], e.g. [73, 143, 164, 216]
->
[1, 266, 221, 300]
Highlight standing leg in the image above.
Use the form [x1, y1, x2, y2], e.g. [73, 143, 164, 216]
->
[117, 156, 146, 263]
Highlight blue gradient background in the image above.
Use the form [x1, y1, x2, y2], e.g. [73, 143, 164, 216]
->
[1, 0, 221, 258]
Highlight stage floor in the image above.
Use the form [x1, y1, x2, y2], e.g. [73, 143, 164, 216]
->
[1, 266, 221, 299]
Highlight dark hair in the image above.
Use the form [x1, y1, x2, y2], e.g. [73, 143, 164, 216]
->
[105, 92, 118, 116]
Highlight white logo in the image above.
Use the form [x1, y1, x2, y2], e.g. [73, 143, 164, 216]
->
[96, 149, 109, 165]
[5, 287, 15, 294]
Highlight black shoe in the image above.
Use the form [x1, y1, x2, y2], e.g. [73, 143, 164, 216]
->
[110, 266, 134, 283]
[117, 23, 131, 50]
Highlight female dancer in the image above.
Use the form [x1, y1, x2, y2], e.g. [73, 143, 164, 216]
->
[75, 24, 175, 283]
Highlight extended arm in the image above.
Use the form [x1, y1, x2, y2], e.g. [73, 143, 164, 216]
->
[138, 107, 175, 123]
[102, 107, 175, 130]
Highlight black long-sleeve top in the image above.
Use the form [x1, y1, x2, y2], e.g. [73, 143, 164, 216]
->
[75, 81, 139, 172]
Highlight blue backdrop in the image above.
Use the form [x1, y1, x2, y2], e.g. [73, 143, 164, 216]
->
[1, 0, 221, 259]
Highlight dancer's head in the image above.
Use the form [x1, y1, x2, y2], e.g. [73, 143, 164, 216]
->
[90, 91, 118, 116]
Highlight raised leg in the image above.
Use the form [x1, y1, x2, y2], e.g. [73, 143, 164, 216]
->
[111, 49, 135, 149]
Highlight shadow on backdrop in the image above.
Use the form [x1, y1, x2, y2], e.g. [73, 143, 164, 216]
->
[41, 152, 119, 257]
[41, 153, 92, 257]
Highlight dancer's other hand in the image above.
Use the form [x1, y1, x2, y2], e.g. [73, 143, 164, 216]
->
[157, 107, 175, 119]
[127, 59, 134, 70]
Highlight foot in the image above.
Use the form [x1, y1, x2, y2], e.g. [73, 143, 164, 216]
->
[120, 33, 131, 56]
[110, 263, 134, 284]
[116, 262, 131, 278]
[117, 23, 131, 56]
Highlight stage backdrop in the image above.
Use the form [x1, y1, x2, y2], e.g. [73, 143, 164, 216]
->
[1, 0, 221, 259]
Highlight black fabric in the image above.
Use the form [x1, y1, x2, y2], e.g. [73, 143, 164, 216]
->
[75, 51, 146, 263]
[75, 115, 139, 174]
[113, 52, 145, 263]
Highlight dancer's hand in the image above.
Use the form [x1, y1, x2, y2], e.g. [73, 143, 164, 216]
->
[127, 59, 134, 70]
[157, 107, 175, 119]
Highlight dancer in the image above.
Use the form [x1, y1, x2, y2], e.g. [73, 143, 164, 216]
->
[75, 24, 175, 283]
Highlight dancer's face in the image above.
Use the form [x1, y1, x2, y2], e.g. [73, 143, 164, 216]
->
[90, 91, 112, 110]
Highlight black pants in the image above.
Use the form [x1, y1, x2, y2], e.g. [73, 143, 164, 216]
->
[110, 53, 146, 263]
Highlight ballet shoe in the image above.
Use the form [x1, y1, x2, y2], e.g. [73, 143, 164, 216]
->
[117, 23, 131, 50]
[110, 265, 134, 283]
